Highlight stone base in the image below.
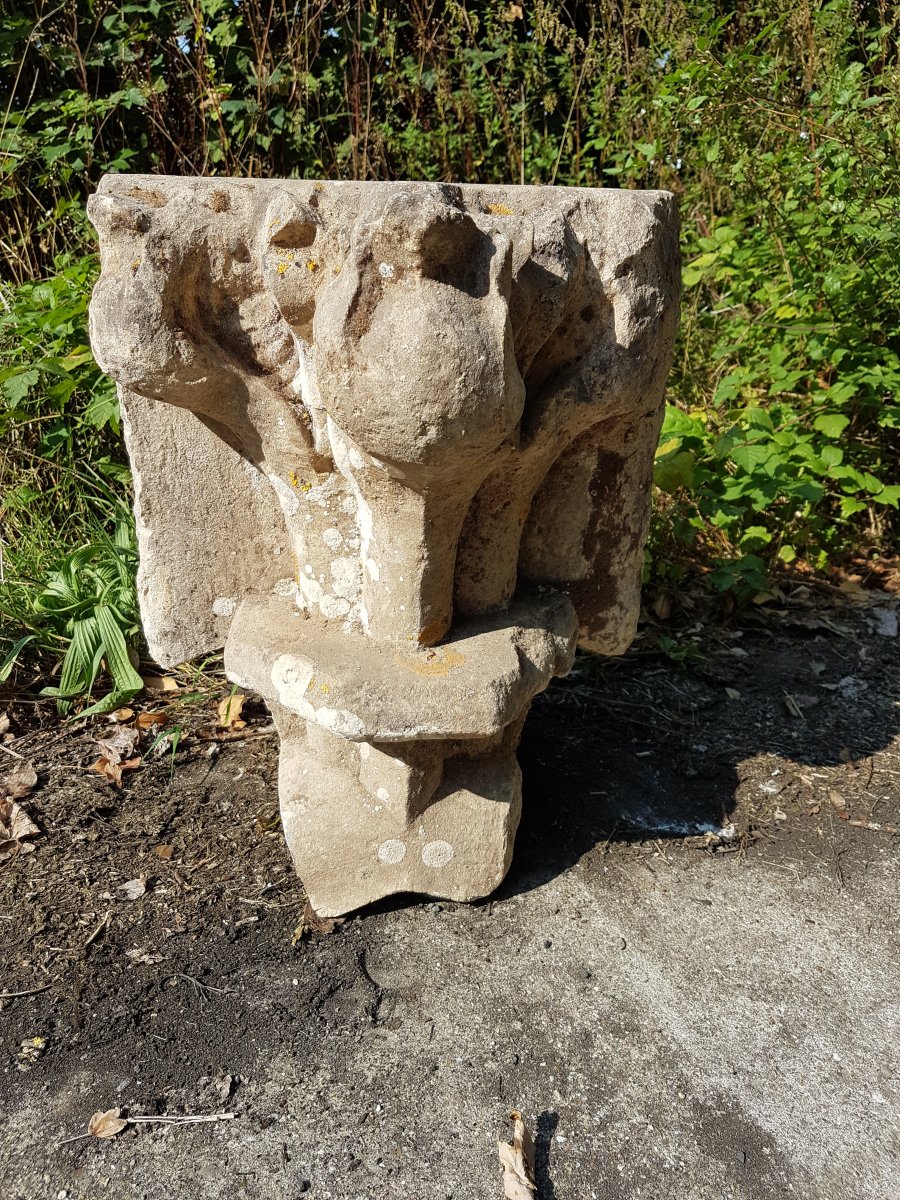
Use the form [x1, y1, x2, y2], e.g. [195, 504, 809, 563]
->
[225, 591, 577, 913]
[272, 709, 524, 915]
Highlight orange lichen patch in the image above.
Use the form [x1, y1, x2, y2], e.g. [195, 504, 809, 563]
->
[487, 203, 515, 216]
[306, 259, 319, 272]
[130, 259, 141, 273]
[395, 648, 465, 677]
[277, 261, 291, 274]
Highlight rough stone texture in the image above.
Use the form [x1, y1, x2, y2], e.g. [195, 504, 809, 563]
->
[88, 175, 679, 913]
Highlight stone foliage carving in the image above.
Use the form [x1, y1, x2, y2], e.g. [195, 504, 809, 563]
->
[88, 176, 679, 914]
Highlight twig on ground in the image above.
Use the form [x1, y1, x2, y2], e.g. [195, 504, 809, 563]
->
[84, 911, 110, 947]
[57, 1111, 235, 1148]
[848, 819, 900, 834]
[0, 983, 52, 1000]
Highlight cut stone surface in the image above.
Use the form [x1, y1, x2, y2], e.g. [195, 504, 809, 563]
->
[88, 175, 679, 912]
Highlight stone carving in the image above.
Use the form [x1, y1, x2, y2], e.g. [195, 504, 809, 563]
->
[88, 176, 679, 915]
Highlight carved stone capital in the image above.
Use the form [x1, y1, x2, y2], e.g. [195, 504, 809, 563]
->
[89, 176, 679, 914]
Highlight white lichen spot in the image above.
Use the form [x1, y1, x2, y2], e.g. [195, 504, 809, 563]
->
[313, 707, 366, 739]
[212, 596, 236, 618]
[378, 262, 395, 280]
[422, 840, 454, 868]
[272, 578, 297, 598]
[322, 527, 343, 551]
[377, 839, 406, 864]
[296, 574, 323, 606]
[319, 594, 351, 620]
[331, 556, 361, 601]
[365, 558, 380, 582]
[376, 787, 390, 802]
[304, 564, 313, 575]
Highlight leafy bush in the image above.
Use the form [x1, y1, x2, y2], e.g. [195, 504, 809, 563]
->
[1, 0, 898, 695]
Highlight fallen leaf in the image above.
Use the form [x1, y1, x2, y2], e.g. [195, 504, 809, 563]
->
[725, 687, 741, 701]
[154, 843, 174, 859]
[88, 1108, 128, 1139]
[782, 692, 803, 719]
[109, 707, 135, 723]
[217, 693, 247, 731]
[0, 712, 9, 735]
[136, 711, 168, 731]
[828, 790, 847, 810]
[142, 674, 179, 694]
[1, 759, 37, 801]
[652, 592, 672, 620]
[498, 1110, 537, 1199]
[91, 755, 142, 788]
[117, 875, 147, 900]
[126, 947, 163, 965]
[0, 796, 41, 862]
[97, 726, 140, 762]
[291, 898, 344, 943]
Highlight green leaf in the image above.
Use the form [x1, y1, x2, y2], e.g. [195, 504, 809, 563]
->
[0, 635, 35, 682]
[813, 413, 850, 438]
[2, 369, 40, 404]
[93, 604, 143, 694]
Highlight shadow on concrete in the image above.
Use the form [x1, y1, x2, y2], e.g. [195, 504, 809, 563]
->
[502, 613, 900, 898]
[535, 1110, 559, 1200]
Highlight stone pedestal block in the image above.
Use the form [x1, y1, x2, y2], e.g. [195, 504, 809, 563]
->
[88, 176, 679, 914]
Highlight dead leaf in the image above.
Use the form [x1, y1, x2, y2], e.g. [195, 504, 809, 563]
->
[91, 755, 142, 788]
[0, 796, 41, 862]
[652, 592, 672, 620]
[88, 1108, 128, 1139]
[126, 947, 163, 965]
[828, 790, 847, 810]
[291, 898, 344, 943]
[136, 711, 168, 731]
[1, 759, 37, 801]
[98, 726, 140, 762]
[117, 875, 147, 900]
[154, 843, 174, 859]
[109, 707, 135, 723]
[782, 692, 803, 719]
[503, 2, 524, 19]
[498, 1111, 537, 1199]
[217, 693, 247, 731]
[142, 674, 179, 694]
[725, 687, 741, 701]
[0, 712, 9, 736]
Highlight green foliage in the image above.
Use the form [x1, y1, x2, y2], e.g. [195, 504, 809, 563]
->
[1, 0, 898, 693]
[1, 510, 141, 714]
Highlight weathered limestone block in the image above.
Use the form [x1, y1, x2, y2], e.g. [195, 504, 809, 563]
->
[88, 176, 679, 915]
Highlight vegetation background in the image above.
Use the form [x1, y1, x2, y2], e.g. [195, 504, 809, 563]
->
[1, 0, 898, 709]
